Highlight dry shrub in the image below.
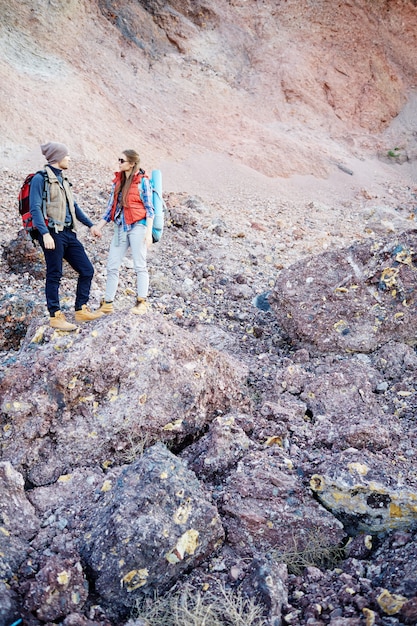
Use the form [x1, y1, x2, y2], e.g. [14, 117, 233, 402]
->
[133, 581, 264, 626]
[271, 528, 345, 575]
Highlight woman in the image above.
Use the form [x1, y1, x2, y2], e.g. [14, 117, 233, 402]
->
[92, 149, 154, 314]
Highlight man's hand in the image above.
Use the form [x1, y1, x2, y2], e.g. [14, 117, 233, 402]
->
[43, 233, 55, 250]
[90, 225, 102, 238]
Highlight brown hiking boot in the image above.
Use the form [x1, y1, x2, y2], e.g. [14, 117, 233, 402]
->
[50, 311, 77, 331]
[98, 299, 114, 314]
[75, 304, 104, 323]
[131, 298, 149, 315]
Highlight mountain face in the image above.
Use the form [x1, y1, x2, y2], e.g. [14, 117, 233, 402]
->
[1, 0, 417, 178]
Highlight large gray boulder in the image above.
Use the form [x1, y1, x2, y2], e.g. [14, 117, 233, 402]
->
[80, 443, 224, 621]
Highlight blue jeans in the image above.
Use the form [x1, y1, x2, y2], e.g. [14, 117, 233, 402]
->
[38, 228, 94, 315]
[105, 222, 149, 302]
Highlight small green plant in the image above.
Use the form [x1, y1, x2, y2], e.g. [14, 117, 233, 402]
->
[387, 147, 400, 158]
[133, 582, 265, 626]
[270, 529, 345, 575]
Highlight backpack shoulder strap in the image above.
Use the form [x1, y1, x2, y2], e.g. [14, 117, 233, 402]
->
[39, 169, 49, 219]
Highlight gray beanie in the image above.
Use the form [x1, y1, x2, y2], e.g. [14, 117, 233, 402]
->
[41, 142, 69, 164]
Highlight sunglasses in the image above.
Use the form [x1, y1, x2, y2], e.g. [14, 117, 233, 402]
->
[118, 158, 128, 164]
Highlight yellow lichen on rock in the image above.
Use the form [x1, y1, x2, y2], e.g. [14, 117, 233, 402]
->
[348, 463, 369, 476]
[165, 529, 200, 564]
[380, 267, 399, 288]
[362, 607, 376, 625]
[310, 474, 325, 492]
[265, 435, 283, 446]
[377, 589, 407, 615]
[3, 400, 32, 415]
[120, 568, 149, 592]
[57, 570, 70, 586]
[333, 319, 349, 333]
[58, 474, 72, 482]
[395, 247, 414, 266]
[310, 472, 417, 532]
[107, 387, 118, 400]
[163, 418, 183, 431]
[68, 376, 78, 389]
[30, 325, 47, 344]
[173, 501, 192, 525]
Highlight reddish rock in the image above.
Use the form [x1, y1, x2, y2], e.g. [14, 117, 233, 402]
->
[0, 311, 250, 486]
[180, 412, 254, 479]
[270, 231, 417, 354]
[270, 355, 402, 452]
[220, 448, 345, 558]
[3, 228, 45, 279]
[400, 596, 417, 624]
[24, 555, 88, 622]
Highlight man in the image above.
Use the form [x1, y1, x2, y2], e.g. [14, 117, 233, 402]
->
[30, 142, 103, 330]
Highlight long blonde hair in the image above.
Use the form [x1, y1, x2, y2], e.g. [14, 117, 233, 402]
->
[116, 149, 141, 206]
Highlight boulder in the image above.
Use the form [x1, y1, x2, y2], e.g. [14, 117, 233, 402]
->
[271, 355, 402, 452]
[0, 461, 40, 539]
[2, 228, 45, 279]
[180, 412, 254, 480]
[309, 449, 417, 534]
[0, 311, 250, 485]
[0, 581, 19, 626]
[220, 448, 345, 557]
[0, 462, 40, 585]
[80, 443, 224, 620]
[270, 231, 417, 354]
[0, 462, 41, 622]
[241, 558, 288, 626]
[371, 529, 417, 598]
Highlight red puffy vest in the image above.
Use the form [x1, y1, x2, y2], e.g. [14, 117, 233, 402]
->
[110, 171, 146, 224]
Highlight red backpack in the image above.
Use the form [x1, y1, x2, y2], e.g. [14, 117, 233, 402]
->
[18, 170, 49, 237]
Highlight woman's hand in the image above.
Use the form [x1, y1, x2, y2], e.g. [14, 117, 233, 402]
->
[145, 232, 153, 249]
[90, 224, 103, 238]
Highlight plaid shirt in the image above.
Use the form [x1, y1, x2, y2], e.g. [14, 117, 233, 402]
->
[102, 175, 154, 232]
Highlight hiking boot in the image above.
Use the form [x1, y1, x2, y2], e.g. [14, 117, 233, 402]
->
[50, 311, 77, 331]
[75, 304, 104, 323]
[131, 298, 149, 315]
[98, 299, 114, 315]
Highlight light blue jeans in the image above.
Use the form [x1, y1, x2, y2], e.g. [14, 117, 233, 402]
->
[105, 222, 149, 302]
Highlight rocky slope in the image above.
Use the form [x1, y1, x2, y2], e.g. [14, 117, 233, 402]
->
[2, 1, 417, 625]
